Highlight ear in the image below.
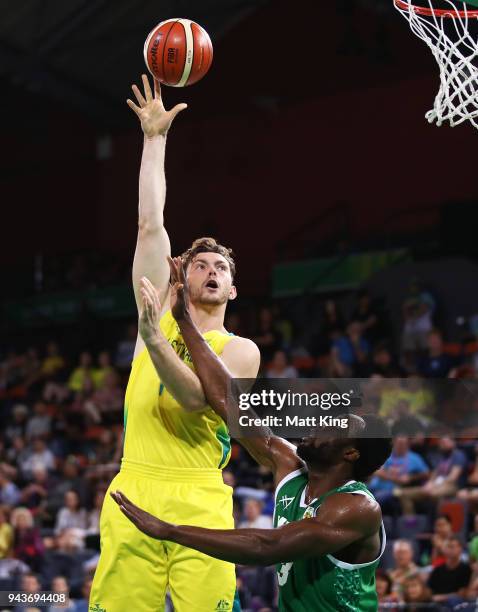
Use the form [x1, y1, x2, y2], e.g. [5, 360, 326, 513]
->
[228, 285, 237, 301]
[343, 445, 360, 464]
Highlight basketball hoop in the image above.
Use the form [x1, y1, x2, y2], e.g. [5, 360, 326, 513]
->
[394, 0, 478, 128]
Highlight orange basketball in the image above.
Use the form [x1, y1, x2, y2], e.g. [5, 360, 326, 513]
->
[143, 19, 213, 87]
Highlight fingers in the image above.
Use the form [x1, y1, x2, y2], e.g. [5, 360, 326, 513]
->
[167, 256, 179, 283]
[131, 84, 146, 107]
[142, 74, 153, 103]
[126, 99, 142, 116]
[178, 259, 187, 285]
[111, 491, 141, 519]
[114, 490, 137, 510]
[169, 103, 188, 120]
[141, 277, 161, 311]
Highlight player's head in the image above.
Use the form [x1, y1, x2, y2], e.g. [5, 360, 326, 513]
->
[296, 414, 392, 481]
[181, 237, 236, 307]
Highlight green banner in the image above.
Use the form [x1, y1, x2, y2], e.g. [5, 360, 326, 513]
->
[272, 249, 410, 297]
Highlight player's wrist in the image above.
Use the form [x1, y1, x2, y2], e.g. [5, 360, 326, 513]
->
[143, 330, 164, 350]
[143, 132, 167, 143]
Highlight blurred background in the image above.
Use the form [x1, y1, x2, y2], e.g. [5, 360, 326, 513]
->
[2, 0, 478, 610]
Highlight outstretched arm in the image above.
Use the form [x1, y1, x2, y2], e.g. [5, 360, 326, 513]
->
[112, 490, 380, 566]
[168, 258, 302, 483]
[128, 75, 187, 358]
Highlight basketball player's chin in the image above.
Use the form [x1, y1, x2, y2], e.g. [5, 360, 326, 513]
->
[197, 294, 227, 307]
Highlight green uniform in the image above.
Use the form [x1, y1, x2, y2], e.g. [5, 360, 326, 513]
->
[273, 469, 385, 612]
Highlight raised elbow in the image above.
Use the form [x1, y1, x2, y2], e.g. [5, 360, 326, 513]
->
[138, 218, 164, 236]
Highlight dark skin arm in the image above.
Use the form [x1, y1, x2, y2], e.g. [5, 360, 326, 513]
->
[111, 489, 381, 566]
[167, 256, 303, 485]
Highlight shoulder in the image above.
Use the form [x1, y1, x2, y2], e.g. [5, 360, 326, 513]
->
[317, 491, 381, 535]
[224, 335, 260, 356]
[221, 336, 261, 377]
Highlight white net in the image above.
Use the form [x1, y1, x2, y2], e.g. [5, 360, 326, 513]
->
[394, 0, 478, 127]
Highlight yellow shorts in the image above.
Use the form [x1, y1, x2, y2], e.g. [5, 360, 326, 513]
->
[90, 459, 239, 612]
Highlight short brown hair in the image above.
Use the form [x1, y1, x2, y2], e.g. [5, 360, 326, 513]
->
[181, 237, 236, 279]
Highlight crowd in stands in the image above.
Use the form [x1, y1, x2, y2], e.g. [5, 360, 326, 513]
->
[2, 280, 478, 610]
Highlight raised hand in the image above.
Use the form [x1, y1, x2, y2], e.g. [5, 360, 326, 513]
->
[138, 276, 162, 345]
[127, 74, 187, 137]
[167, 256, 190, 322]
[111, 490, 170, 540]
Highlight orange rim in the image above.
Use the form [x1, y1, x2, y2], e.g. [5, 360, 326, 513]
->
[395, 0, 478, 17]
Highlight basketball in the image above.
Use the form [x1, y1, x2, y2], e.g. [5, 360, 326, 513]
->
[143, 19, 213, 87]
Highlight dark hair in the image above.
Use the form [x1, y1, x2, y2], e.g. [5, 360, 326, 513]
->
[375, 570, 392, 595]
[353, 415, 392, 481]
[436, 514, 452, 525]
[446, 535, 462, 547]
[181, 237, 236, 279]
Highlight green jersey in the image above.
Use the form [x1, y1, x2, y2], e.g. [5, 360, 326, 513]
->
[273, 469, 385, 612]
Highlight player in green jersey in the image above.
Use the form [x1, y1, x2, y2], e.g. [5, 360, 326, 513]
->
[111, 260, 393, 612]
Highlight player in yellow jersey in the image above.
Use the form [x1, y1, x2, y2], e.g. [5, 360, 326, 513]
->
[89, 75, 260, 612]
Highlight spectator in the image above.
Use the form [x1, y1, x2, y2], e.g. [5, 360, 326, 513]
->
[457, 441, 478, 511]
[236, 565, 276, 611]
[11, 507, 44, 572]
[251, 307, 283, 363]
[0, 466, 21, 507]
[5, 404, 29, 444]
[329, 321, 370, 377]
[49, 576, 75, 612]
[20, 438, 56, 478]
[41, 342, 65, 379]
[21, 348, 42, 389]
[7, 435, 30, 468]
[375, 570, 398, 607]
[389, 539, 419, 597]
[20, 467, 51, 515]
[84, 372, 123, 424]
[369, 435, 429, 515]
[239, 499, 272, 529]
[54, 491, 88, 536]
[114, 323, 137, 370]
[71, 577, 92, 612]
[47, 458, 87, 515]
[401, 278, 435, 355]
[403, 575, 435, 611]
[68, 353, 93, 393]
[395, 436, 467, 515]
[86, 490, 104, 537]
[312, 299, 346, 356]
[0, 505, 13, 558]
[430, 515, 454, 567]
[370, 344, 402, 377]
[41, 529, 89, 593]
[418, 330, 455, 379]
[265, 350, 298, 379]
[352, 289, 383, 344]
[14, 573, 44, 612]
[25, 401, 52, 441]
[91, 351, 114, 390]
[428, 536, 471, 608]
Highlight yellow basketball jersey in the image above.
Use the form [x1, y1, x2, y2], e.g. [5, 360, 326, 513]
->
[123, 310, 234, 469]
